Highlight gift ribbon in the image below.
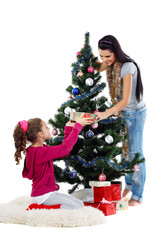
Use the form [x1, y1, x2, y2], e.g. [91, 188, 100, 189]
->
[100, 198, 112, 204]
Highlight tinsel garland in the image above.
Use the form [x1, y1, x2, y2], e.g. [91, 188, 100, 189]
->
[71, 47, 92, 76]
[62, 82, 106, 107]
[72, 32, 91, 77]
[106, 62, 128, 159]
[106, 62, 122, 104]
[71, 155, 130, 171]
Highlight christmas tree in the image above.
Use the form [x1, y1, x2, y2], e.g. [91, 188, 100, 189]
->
[47, 32, 144, 193]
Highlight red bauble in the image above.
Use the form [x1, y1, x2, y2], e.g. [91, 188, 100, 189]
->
[91, 123, 98, 129]
[76, 51, 82, 56]
[51, 128, 58, 136]
[93, 110, 99, 114]
[99, 173, 106, 181]
[87, 66, 94, 73]
[133, 164, 140, 172]
[55, 184, 60, 190]
[68, 96, 73, 100]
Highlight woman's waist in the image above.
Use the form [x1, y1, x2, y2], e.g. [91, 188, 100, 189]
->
[121, 101, 146, 116]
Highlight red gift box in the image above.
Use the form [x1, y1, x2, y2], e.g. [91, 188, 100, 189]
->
[84, 201, 116, 216]
[94, 186, 112, 202]
[111, 181, 121, 201]
[93, 182, 121, 202]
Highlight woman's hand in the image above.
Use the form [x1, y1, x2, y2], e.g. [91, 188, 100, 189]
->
[96, 111, 108, 121]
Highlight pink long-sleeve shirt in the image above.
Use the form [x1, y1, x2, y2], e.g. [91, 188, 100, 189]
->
[22, 123, 83, 197]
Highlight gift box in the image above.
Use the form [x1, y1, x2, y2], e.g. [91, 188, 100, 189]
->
[114, 197, 129, 211]
[93, 186, 113, 202]
[84, 199, 116, 216]
[92, 181, 121, 202]
[111, 181, 122, 201]
[70, 112, 98, 123]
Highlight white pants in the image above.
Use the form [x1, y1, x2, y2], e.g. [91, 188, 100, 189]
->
[42, 191, 84, 209]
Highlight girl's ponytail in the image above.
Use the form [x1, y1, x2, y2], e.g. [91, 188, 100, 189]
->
[13, 123, 27, 165]
[13, 118, 42, 165]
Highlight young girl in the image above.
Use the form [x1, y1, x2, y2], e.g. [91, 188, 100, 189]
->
[95, 35, 147, 206]
[13, 114, 93, 209]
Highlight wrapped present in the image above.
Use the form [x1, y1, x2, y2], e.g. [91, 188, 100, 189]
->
[111, 181, 122, 201]
[93, 186, 112, 202]
[70, 112, 98, 123]
[91, 181, 121, 202]
[84, 198, 116, 216]
[115, 197, 129, 211]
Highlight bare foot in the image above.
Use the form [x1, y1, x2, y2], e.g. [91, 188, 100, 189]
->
[122, 189, 130, 197]
[128, 199, 142, 206]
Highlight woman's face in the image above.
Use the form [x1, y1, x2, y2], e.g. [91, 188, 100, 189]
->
[98, 49, 116, 66]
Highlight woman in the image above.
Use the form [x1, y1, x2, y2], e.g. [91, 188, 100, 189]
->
[95, 35, 147, 206]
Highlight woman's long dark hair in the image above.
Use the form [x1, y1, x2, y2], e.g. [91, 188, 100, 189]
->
[98, 35, 143, 101]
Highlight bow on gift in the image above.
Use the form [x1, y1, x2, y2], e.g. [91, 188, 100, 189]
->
[100, 198, 112, 204]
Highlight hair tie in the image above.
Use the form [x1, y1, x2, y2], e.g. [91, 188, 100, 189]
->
[100, 40, 112, 45]
[18, 120, 28, 132]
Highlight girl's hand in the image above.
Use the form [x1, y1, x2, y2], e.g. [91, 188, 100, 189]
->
[96, 111, 108, 121]
[66, 121, 75, 127]
[76, 113, 93, 126]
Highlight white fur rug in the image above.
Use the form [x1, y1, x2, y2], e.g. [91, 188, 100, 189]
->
[0, 196, 106, 227]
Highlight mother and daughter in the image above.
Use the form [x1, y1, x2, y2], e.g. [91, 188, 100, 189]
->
[13, 35, 146, 208]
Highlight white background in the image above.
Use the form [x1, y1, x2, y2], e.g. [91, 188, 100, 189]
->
[0, 0, 159, 238]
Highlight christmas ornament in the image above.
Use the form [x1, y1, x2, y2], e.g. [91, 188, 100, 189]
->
[64, 107, 72, 115]
[77, 70, 84, 77]
[133, 164, 140, 172]
[69, 170, 77, 179]
[76, 51, 82, 56]
[93, 110, 99, 114]
[86, 130, 94, 138]
[99, 173, 106, 181]
[97, 133, 104, 138]
[85, 78, 94, 86]
[91, 123, 98, 129]
[55, 184, 60, 190]
[105, 101, 112, 108]
[105, 135, 113, 144]
[116, 141, 122, 147]
[72, 88, 80, 95]
[68, 96, 73, 100]
[51, 128, 58, 136]
[87, 66, 94, 73]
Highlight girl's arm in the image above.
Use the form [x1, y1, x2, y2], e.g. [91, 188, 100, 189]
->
[96, 74, 132, 120]
[36, 123, 83, 163]
[64, 125, 73, 140]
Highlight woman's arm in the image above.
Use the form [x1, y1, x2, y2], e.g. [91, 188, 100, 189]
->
[96, 74, 132, 120]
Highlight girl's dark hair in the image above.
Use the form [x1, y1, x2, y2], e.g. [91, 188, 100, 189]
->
[98, 35, 143, 101]
[13, 118, 42, 165]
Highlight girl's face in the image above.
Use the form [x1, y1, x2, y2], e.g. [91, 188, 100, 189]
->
[98, 49, 116, 66]
[40, 121, 51, 140]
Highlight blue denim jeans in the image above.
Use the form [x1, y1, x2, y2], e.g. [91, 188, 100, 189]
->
[121, 101, 147, 202]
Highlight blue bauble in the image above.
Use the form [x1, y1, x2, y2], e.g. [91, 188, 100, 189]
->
[86, 130, 94, 138]
[69, 171, 77, 179]
[72, 88, 80, 95]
